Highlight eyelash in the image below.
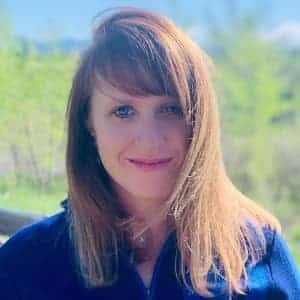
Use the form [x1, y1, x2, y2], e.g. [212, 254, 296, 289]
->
[112, 104, 183, 119]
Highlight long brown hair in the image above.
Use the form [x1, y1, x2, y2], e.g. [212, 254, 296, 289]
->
[65, 6, 280, 297]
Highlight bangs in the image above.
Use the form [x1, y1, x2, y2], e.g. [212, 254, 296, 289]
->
[90, 25, 178, 99]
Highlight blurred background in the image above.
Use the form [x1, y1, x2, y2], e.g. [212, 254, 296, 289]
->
[0, 0, 299, 264]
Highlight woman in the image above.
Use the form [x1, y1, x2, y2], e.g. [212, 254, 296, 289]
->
[0, 6, 299, 300]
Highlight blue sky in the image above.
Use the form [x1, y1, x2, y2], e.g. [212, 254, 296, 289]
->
[3, 0, 300, 41]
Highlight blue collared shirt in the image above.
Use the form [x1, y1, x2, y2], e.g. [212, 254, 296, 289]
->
[0, 201, 300, 299]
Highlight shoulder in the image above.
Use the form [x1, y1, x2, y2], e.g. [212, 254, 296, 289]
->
[264, 228, 300, 296]
[246, 224, 300, 298]
[260, 224, 299, 275]
[0, 208, 68, 263]
[0, 204, 71, 297]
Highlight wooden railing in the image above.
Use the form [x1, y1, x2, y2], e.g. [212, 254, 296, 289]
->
[0, 208, 45, 246]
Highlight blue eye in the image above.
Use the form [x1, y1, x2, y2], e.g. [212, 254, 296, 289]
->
[112, 105, 134, 118]
[161, 104, 183, 116]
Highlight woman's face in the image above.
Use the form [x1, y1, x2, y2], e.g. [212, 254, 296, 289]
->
[89, 78, 189, 210]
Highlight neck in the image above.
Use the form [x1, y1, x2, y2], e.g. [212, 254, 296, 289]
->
[113, 182, 170, 230]
[113, 188, 174, 263]
[121, 204, 172, 247]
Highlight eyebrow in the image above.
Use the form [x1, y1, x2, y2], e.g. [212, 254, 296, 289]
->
[109, 95, 175, 105]
[93, 86, 177, 105]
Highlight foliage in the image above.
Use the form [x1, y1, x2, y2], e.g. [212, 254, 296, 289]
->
[211, 22, 300, 226]
[0, 38, 77, 186]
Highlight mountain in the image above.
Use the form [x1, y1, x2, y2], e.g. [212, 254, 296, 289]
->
[261, 21, 300, 50]
[17, 36, 88, 54]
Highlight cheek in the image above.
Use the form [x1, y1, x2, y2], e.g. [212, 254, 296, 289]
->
[95, 123, 128, 158]
[93, 122, 133, 178]
[168, 122, 189, 154]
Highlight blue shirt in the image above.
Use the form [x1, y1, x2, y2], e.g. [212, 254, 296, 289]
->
[0, 201, 299, 299]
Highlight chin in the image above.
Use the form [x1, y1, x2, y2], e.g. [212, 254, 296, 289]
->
[130, 186, 172, 201]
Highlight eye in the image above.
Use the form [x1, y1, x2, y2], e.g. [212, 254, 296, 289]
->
[160, 104, 183, 116]
[112, 105, 135, 119]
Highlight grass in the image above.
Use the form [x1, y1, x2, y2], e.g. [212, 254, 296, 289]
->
[0, 176, 67, 215]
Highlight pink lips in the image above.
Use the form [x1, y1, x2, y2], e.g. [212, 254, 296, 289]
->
[128, 157, 173, 171]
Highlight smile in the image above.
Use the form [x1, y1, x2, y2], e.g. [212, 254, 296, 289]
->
[127, 158, 173, 171]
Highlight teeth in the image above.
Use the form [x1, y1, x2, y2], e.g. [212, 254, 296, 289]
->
[130, 159, 168, 165]
[129, 158, 171, 166]
[137, 160, 166, 164]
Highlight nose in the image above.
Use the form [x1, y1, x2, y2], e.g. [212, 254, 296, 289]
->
[134, 118, 168, 150]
